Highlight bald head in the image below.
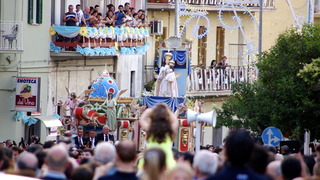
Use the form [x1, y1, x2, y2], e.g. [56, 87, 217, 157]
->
[17, 152, 38, 171]
[266, 160, 281, 180]
[94, 142, 116, 164]
[47, 145, 68, 172]
[116, 140, 136, 162]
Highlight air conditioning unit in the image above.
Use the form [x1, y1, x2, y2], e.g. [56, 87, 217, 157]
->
[150, 20, 163, 35]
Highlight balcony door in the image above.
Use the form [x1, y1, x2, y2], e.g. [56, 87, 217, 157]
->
[216, 27, 225, 63]
[197, 26, 207, 67]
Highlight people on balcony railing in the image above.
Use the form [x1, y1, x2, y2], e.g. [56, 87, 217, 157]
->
[63, 5, 78, 26]
[63, 2, 148, 28]
[210, 60, 217, 69]
[115, 5, 125, 26]
[75, 4, 84, 26]
[217, 56, 229, 69]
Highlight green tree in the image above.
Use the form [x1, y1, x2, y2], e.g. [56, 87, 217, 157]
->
[216, 24, 320, 140]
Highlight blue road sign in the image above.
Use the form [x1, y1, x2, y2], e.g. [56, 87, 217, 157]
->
[262, 127, 283, 146]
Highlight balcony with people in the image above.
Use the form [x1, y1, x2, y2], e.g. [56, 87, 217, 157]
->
[50, 3, 150, 57]
[0, 21, 23, 52]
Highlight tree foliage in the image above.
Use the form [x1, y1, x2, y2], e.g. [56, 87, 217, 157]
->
[216, 24, 320, 140]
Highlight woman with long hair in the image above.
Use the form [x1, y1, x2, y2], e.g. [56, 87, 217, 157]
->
[103, 10, 115, 26]
[140, 148, 167, 180]
[139, 103, 179, 170]
[101, 93, 117, 132]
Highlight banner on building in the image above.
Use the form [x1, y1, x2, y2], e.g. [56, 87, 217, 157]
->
[15, 77, 41, 112]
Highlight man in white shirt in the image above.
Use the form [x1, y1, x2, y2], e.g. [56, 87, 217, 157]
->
[74, 4, 84, 26]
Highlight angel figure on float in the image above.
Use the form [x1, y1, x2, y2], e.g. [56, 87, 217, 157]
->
[77, 88, 96, 105]
[61, 88, 84, 119]
[154, 52, 179, 98]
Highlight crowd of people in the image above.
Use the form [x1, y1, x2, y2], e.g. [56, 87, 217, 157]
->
[63, 2, 148, 28]
[1, 104, 320, 180]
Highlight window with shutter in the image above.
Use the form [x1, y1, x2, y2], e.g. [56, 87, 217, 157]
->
[36, 0, 43, 24]
[28, 0, 33, 24]
[28, 0, 43, 25]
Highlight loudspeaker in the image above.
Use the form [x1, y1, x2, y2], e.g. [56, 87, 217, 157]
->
[280, 141, 300, 154]
[187, 110, 217, 127]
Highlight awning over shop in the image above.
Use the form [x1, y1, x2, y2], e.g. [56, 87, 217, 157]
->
[33, 116, 62, 127]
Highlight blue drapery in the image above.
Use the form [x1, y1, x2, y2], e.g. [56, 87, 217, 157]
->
[142, 96, 187, 112]
[161, 50, 187, 66]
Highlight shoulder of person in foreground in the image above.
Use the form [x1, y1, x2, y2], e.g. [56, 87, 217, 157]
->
[207, 167, 271, 180]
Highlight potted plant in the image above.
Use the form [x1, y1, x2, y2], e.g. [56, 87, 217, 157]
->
[144, 80, 156, 91]
[157, 37, 165, 48]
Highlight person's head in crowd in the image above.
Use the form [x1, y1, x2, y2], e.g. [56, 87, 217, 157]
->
[182, 151, 194, 167]
[208, 145, 214, 151]
[143, 148, 166, 180]
[0, 141, 4, 148]
[107, 4, 115, 12]
[4, 148, 13, 161]
[68, 4, 74, 13]
[12, 146, 23, 162]
[97, 13, 103, 20]
[133, 13, 138, 20]
[131, 7, 136, 14]
[213, 147, 222, 154]
[147, 103, 174, 144]
[281, 156, 301, 180]
[248, 144, 270, 175]
[72, 164, 93, 180]
[25, 144, 43, 153]
[43, 140, 55, 149]
[118, 5, 124, 12]
[138, 9, 144, 18]
[116, 140, 136, 163]
[303, 155, 315, 176]
[89, 6, 94, 14]
[46, 145, 69, 173]
[94, 142, 116, 164]
[193, 150, 218, 179]
[222, 55, 227, 62]
[166, 163, 193, 180]
[16, 152, 38, 177]
[34, 149, 46, 170]
[76, 149, 83, 162]
[84, 6, 90, 14]
[77, 128, 83, 138]
[266, 160, 282, 180]
[76, 4, 81, 12]
[83, 148, 93, 159]
[124, 2, 130, 11]
[281, 145, 291, 156]
[6, 139, 12, 148]
[89, 130, 96, 139]
[102, 125, 109, 135]
[140, 14, 146, 22]
[84, 132, 89, 138]
[94, 5, 99, 12]
[106, 10, 114, 18]
[225, 130, 254, 166]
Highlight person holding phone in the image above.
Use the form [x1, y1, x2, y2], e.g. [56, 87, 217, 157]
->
[63, 5, 78, 26]
[115, 5, 124, 26]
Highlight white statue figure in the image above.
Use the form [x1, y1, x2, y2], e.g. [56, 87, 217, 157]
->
[154, 52, 179, 98]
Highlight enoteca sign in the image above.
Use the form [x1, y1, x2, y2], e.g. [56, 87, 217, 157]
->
[15, 77, 41, 112]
